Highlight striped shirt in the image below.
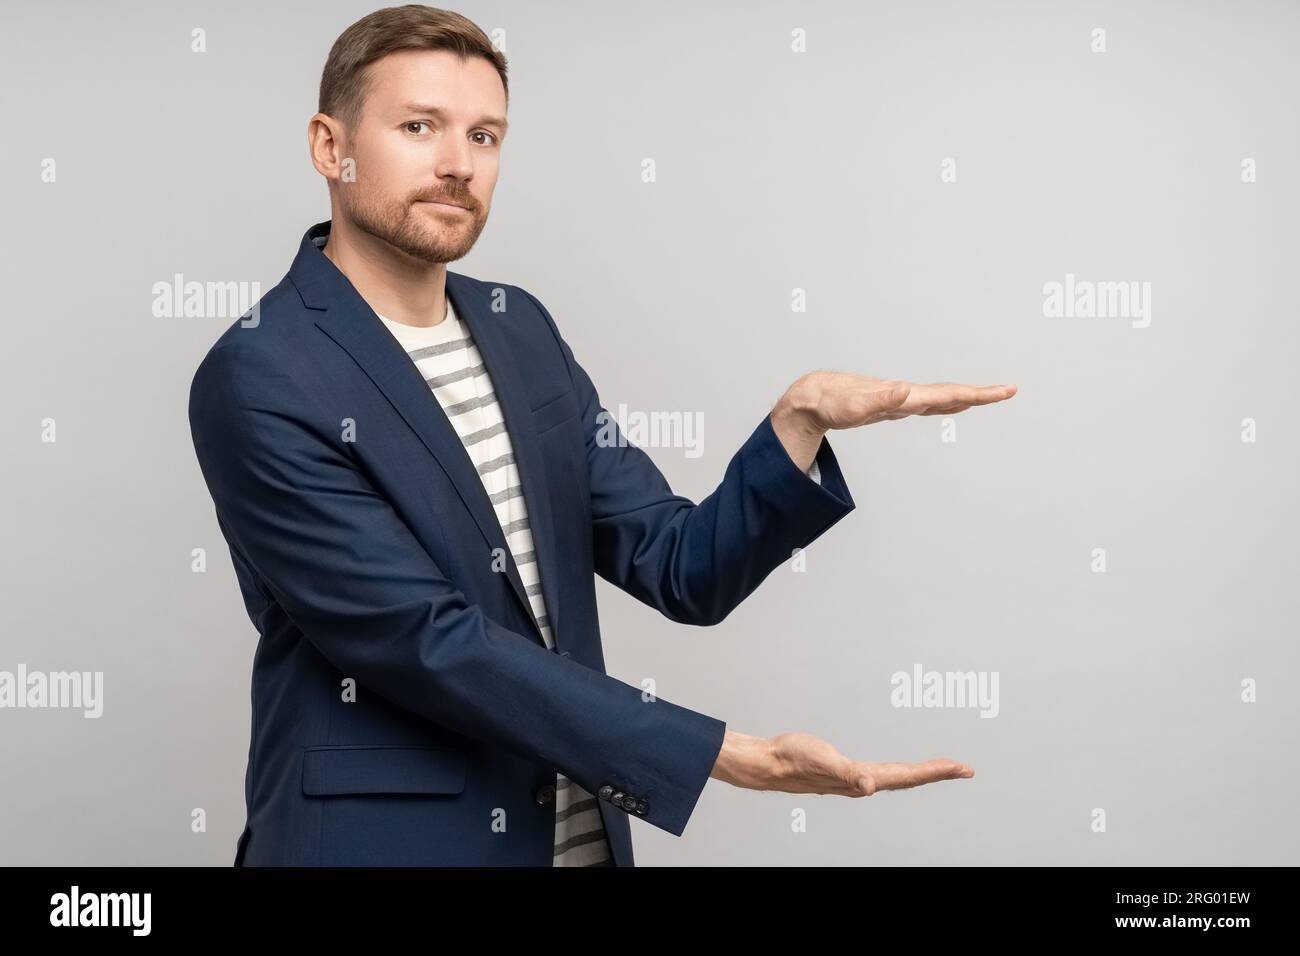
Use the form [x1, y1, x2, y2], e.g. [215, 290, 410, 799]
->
[375, 299, 614, 867]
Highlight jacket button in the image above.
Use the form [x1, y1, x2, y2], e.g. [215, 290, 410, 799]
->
[598, 785, 614, 801]
[610, 791, 625, 807]
[534, 784, 556, 805]
[620, 794, 638, 812]
[634, 799, 649, 815]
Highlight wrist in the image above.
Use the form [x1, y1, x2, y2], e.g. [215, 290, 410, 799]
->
[774, 374, 824, 425]
[710, 729, 778, 790]
[770, 380, 827, 474]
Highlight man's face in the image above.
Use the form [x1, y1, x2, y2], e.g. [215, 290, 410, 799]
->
[332, 49, 506, 263]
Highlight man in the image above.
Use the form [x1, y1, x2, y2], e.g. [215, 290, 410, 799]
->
[188, 5, 1016, 867]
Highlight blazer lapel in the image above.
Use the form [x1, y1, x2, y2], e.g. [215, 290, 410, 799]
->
[450, 274, 566, 653]
[287, 221, 557, 649]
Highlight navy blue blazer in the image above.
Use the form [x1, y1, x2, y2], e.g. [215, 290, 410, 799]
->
[187, 220, 856, 866]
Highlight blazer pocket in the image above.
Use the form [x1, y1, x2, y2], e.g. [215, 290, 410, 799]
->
[301, 744, 468, 796]
[531, 389, 581, 435]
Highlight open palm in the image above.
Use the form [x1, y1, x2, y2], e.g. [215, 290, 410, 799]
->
[801, 372, 1017, 431]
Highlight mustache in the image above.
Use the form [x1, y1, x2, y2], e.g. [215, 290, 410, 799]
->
[413, 191, 475, 209]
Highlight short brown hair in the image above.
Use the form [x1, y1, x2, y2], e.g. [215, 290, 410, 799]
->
[319, 5, 508, 133]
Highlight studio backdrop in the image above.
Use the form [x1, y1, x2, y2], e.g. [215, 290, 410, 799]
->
[1, 0, 1295, 865]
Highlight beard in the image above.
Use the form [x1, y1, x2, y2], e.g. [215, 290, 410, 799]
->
[340, 183, 488, 264]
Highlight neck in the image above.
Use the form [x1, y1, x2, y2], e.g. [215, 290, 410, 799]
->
[321, 214, 449, 327]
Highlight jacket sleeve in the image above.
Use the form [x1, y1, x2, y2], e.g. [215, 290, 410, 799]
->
[188, 340, 725, 838]
[522, 288, 857, 627]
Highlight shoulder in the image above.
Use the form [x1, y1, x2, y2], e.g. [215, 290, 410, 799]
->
[203, 278, 304, 350]
[447, 271, 552, 320]
[189, 275, 321, 406]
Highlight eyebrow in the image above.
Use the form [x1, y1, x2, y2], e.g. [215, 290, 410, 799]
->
[400, 102, 508, 134]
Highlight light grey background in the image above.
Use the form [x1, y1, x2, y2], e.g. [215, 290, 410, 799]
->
[1, 0, 1296, 865]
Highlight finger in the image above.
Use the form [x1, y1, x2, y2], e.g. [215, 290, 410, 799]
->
[836, 760, 877, 796]
[869, 381, 911, 411]
[922, 384, 1016, 408]
[867, 759, 974, 792]
[957, 384, 1016, 404]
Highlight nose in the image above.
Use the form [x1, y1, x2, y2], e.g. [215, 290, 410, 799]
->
[433, 139, 474, 186]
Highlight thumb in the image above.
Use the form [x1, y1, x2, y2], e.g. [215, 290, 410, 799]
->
[874, 382, 910, 410]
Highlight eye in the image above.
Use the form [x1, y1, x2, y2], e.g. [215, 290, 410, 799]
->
[471, 131, 498, 146]
[405, 121, 431, 135]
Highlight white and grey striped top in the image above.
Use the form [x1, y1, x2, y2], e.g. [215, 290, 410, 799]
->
[375, 299, 614, 867]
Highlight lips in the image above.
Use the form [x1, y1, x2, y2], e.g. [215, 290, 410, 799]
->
[419, 199, 468, 210]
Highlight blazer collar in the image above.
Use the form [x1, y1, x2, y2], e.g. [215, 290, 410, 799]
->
[286, 220, 563, 650]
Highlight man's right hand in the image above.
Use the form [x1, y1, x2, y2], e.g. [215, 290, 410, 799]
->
[709, 729, 974, 797]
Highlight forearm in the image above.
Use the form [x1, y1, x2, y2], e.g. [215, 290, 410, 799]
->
[591, 412, 853, 625]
